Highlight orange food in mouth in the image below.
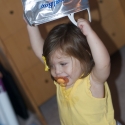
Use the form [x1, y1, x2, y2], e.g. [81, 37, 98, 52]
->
[54, 77, 69, 87]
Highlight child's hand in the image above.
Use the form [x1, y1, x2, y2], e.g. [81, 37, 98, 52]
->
[77, 19, 93, 36]
[23, 15, 36, 28]
[23, 14, 33, 26]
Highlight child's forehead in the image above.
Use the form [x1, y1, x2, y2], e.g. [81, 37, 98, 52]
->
[51, 50, 69, 59]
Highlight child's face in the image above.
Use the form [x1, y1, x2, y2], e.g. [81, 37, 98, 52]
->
[50, 50, 83, 88]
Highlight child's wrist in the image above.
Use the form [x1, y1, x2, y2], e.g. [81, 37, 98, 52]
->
[85, 30, 95, 38]
[27, 24, 38, 29]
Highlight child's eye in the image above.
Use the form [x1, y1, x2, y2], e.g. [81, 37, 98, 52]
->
[60, 63, 67, 66]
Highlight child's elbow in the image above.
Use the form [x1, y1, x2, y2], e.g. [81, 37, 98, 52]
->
[103, 62, 111, 77]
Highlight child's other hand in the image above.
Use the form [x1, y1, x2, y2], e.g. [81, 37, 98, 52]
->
[77, 18, 93, 36]
[23, 15, 36, 28]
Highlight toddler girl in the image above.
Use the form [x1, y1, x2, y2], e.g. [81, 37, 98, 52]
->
[26, 18, 116, 125]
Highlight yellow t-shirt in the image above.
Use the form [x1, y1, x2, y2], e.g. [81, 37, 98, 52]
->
[54, 75, 116, 125]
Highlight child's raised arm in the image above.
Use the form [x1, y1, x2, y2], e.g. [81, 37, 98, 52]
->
[27, 25, 44, 63]
[77, 19, 110, 97]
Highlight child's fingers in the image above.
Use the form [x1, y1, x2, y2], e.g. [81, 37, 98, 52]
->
[23, 14, 31, 25]
[77, 19, 85, 31]
[77, 18, 85, 22]
[77, 19, 85, 27]
[77, 18, 92, 36]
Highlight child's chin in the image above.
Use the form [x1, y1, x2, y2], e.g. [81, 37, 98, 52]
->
[66, 82, 74, 87]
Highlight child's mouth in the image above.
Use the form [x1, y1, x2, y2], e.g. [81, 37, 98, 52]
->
[54, 77, 69, 87]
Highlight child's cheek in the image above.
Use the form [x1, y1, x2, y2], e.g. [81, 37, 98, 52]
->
[50, 69, 55, 77]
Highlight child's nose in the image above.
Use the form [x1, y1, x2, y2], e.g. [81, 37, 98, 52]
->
[55, 67, 62, 75]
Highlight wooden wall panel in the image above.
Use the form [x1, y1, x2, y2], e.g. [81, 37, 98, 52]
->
[119, 0, 125, 15]
[101, 7, 125, 54]
[0, 0, 25, 40]
[3, 27, 39, 74]
[91, 0, 120, 20]
[22, 62, 56, 106]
